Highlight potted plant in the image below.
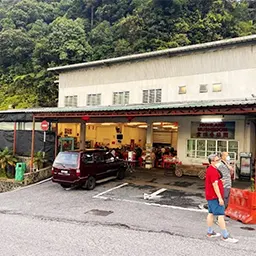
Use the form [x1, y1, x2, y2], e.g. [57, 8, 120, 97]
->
[0, 147, 18, 179]
[33, 151, 45, 170]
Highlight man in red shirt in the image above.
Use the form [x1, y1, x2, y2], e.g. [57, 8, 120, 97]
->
[205, 154, 238, 243]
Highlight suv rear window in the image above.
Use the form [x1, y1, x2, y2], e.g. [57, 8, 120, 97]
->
[53, 152, 79, 168]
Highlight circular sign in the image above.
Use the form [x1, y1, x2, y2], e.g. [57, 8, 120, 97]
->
[41, 120, 49, 131]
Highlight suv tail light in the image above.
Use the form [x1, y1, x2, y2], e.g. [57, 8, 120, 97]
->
[76, 169, 80, 177]
[51, 167, 54, 175]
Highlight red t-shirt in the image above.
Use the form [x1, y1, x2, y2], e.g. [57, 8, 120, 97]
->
[205, 165, 224, 200]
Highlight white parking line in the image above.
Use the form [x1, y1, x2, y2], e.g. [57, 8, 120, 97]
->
[95, 195, 207, 213]
[150, 188, 167, 197]
[144, 188, 167, 200]
[2, 178, 52, 194]
[93, 183, 128, 198]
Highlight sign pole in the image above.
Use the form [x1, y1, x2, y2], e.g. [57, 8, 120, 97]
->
[43, 131, 46, 158]
[41, 120, 49, 159]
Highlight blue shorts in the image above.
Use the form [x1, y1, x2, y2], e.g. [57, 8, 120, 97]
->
[207, 199, 225, 216]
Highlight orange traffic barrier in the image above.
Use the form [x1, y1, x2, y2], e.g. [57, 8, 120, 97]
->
[225, 188, 256, 224]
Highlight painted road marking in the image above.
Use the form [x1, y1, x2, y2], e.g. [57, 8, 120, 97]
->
[144, 188, 167, 200]
[95, 194, 208, 213]
[93, 183, 207, 213]
[1, 178, 52, 194]
[93, 183, 128, 198]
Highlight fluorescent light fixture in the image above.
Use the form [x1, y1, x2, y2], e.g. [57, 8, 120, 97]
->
[162, 125, 176, 128]
[138, 125, 147, 128]
[101, 123, 115, 126]
[153, 122, 162, 126]
[127, 122, 145, 126]
[201, 118, 222, 123]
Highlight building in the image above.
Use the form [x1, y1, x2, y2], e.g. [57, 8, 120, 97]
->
[0, 35, 256, 168]
[47, 35, 256, 165]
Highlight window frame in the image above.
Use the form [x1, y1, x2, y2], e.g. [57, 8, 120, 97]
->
[212, 83, 222, 92]
[86, 93, 101, 106]
[178, 86, 187, 95]
[112, 91, 129, 105]
[142, 89, 162, 103]
[186, 138, 238, 160]
[199, 84, 208, 93]
[64, 95, 78, 107]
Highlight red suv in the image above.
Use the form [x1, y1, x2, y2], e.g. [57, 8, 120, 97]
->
[52, 149, 126, 190]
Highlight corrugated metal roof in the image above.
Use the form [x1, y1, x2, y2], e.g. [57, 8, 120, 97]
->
[48, 35, 256, 72]
[2, 98, 256, 114]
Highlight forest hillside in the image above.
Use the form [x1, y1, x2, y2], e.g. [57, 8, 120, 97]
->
[0, 0, 255, 109]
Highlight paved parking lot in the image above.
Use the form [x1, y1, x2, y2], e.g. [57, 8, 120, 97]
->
[93, 182, 206, 211]
[0, 173, 255, 256]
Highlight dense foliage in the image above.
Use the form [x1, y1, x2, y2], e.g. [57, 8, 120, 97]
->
[0, 0, 256, 109]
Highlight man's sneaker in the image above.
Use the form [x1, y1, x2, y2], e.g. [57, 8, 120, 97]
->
[207, 231, 221, 238]
[222, 236, 238, 243]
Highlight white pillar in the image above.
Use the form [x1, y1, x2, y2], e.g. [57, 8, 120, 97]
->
[145, 122, 153, 169]
[244, 120, 255, 154]
[80, 122, 86, 150]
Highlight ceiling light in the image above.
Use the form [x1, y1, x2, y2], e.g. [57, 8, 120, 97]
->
[101, 123, 115, 126]
[201, 118, 222, 123]
[127, 122, 145, 126]
[162, 125, 175, 128]
[138, 125, 147, 128]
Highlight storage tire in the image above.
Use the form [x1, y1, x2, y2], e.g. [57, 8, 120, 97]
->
[175, 168, 183, 177]
[198, 170, 206, 180]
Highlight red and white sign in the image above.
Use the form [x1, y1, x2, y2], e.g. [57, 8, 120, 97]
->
[41, 120, 49, 131]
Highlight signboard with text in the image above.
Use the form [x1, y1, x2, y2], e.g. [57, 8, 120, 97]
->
[191, 121, 235, 139]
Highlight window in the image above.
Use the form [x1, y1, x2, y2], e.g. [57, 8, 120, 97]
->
[64, 95, 78, 107]
[200, 84, 208, 93]
[213, 83, 222, 92]
[104, 152, 115, 163]
[178, 86, 186, 94]
[53, 152, 79, 168]
[113, 91, 129, 105]
[142, 89, 162, 103]
[82, 153, 94, 164]
[186, 139, 238, 160]
[87, 94, 101, 106]
[93, 152, 105, 163]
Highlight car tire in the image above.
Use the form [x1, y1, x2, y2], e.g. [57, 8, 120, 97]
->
[117, 168, 125, 180]
[86, 176, 96, 190]
[60, 184, 71, 189]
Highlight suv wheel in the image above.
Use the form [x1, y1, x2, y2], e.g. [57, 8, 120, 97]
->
[117, 168, 125, 180]
[86, 176, 96, 190]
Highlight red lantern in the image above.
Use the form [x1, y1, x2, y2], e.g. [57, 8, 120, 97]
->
[126, 115, 134, 122]
[82, 115, 90, 122]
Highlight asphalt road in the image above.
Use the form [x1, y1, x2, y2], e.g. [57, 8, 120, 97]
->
[0, 180, 255, 256]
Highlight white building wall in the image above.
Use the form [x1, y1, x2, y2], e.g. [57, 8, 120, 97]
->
[58, 44, 256, 107]
[56, 42, 256, 164]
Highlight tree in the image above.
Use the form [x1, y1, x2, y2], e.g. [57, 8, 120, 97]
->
[46, 17, 92, 65]
[89, 21, 114, 60]
[0, 29, 34, 67]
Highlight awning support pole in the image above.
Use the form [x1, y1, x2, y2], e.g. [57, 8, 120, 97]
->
[55, 122, 58, 158]
[30, 115, 35, 172]
[13, 122, 17, 155]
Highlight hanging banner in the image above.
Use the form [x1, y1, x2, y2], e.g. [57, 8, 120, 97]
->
[191, 121, 235, 139]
